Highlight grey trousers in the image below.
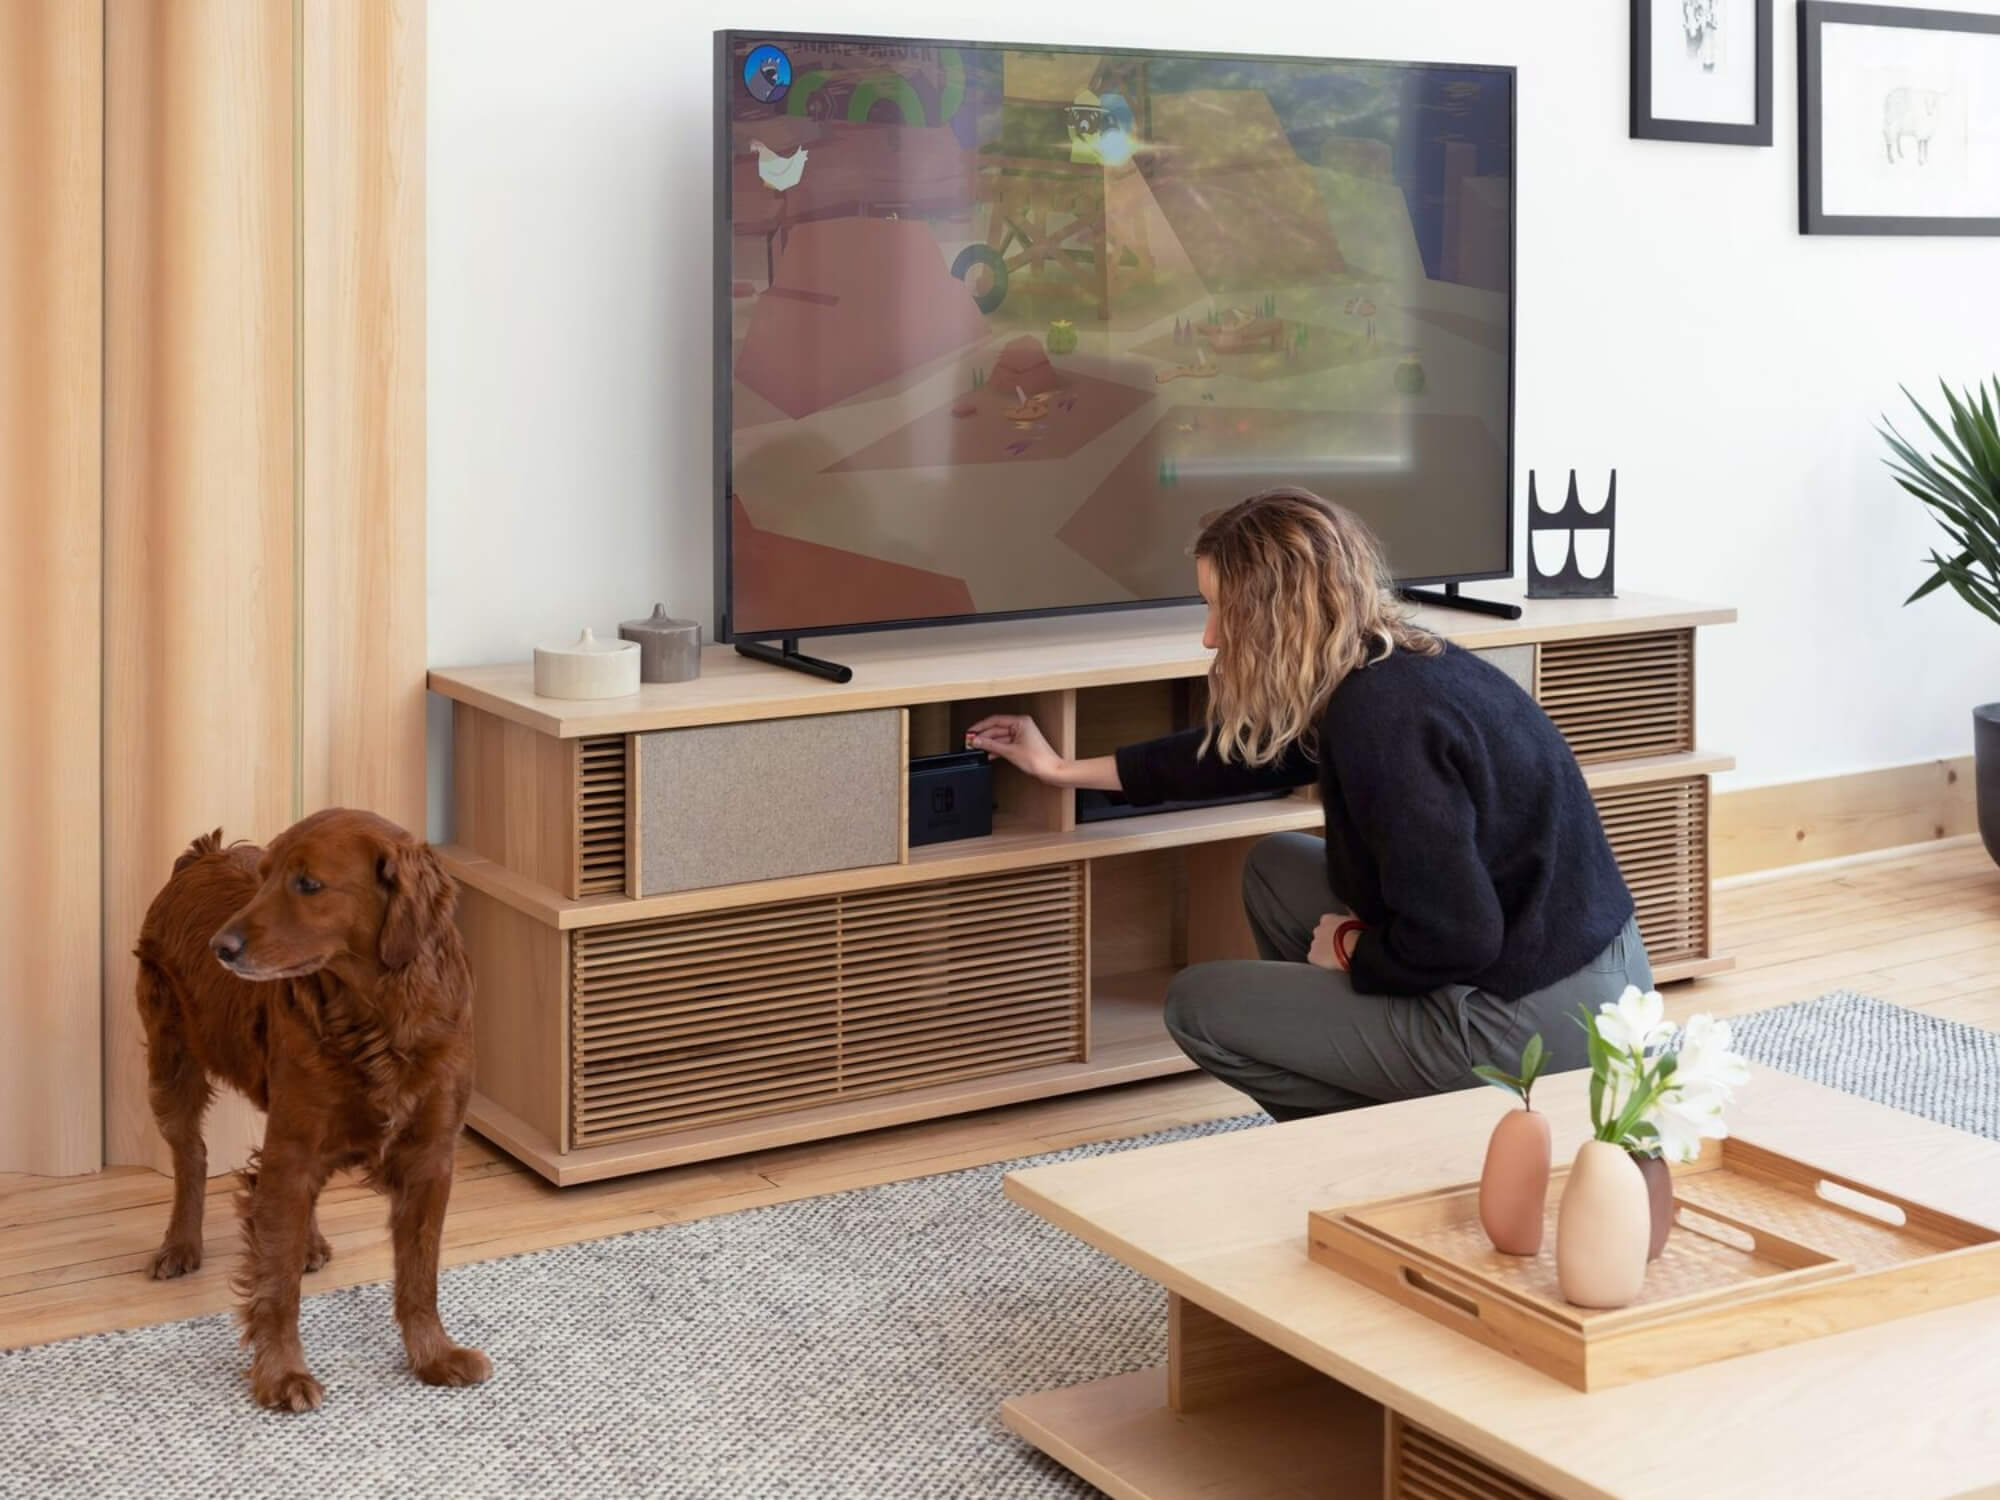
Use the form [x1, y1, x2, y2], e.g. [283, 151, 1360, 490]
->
[1164, 833, 1654, 1120]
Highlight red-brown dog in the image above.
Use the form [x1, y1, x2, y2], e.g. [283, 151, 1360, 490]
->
[134, 807, 490, 1411]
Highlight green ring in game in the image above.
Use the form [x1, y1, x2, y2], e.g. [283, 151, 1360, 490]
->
[950, 244, 1008, 315]
[938, 49, 966, 123]
[846, 75, 924, 124]
[784, 69, 830, 117]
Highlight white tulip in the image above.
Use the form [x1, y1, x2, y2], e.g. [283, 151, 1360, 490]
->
[1594, 986, 1674, 1056]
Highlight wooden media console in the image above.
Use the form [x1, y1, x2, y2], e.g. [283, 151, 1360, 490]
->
[428, 591, 1733, 1184]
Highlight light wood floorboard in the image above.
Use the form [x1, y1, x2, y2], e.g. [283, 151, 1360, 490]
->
[5, 843, 1995, 1351]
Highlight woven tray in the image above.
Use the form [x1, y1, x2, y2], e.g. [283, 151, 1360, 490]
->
[1306, 1137, 2000, 1391]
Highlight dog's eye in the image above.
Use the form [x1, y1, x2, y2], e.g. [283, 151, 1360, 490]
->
[294, 874, 323, 896]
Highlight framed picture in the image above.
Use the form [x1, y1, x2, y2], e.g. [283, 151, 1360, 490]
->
[1632, 0, 1774, 144]
[1800, 2, 2000, 235]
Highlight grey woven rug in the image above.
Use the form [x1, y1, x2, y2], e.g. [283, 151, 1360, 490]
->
[3, 991, 1994, 1498]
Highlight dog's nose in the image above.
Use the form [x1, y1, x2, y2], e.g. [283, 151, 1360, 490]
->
[212, 930, 245, 966]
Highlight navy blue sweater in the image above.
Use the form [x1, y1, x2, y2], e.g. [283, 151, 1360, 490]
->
[1113, 642, 1635, 999]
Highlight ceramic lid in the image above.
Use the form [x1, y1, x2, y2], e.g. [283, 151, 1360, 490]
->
[537, 628, 636, 657]
[620, 604, 696, 633]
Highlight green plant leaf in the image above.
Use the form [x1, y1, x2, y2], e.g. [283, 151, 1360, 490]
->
[1885, 381, 2000, 625]
[1940, 380, 2000, 481]
[1906, 569, 1953, 606]
[1520, 1032, 1546, 1087]
[1471, 1065, 1524, 1100]
[1894, 394, 1997, 507]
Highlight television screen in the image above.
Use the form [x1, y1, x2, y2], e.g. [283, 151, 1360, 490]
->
[715, 32, 1513, 641]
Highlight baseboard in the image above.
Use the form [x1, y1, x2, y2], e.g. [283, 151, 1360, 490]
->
[1713, 757, 1976, 879]
[1714, 834, 1980, 890]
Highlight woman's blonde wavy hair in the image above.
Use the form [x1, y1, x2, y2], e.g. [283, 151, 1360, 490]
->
[1193, 488, 1439, 768]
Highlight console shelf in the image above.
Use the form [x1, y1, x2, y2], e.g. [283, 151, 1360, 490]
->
[430, 589, 1736, 1184]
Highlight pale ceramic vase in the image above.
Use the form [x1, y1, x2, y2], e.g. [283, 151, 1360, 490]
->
[1556, 1140, 1652, 1308]
[1478, 1107, 1551, 1256]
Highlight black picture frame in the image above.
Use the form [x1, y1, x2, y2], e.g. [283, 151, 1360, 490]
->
[1632, 0, 1773, 144]
[1799, 2, 2000, 235]
[712, 30, 1518, 647]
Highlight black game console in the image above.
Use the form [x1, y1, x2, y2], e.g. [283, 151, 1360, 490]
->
[1073, 785, 1294, 824]
[908, 750, 994, 846]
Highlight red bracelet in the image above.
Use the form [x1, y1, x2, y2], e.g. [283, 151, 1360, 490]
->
[1331, 920, 1366, 969]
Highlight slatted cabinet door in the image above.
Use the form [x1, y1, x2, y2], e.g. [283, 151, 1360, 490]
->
[569, 865, 1086, 1148]
[1593, 777, 1710, 968]
[1386, 1414, 1554, 1500]
[1537, 630, 1694, 764]
[575, 735, 628, 895]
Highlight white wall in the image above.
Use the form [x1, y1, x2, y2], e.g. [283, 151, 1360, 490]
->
[428, 0, 2000, 838]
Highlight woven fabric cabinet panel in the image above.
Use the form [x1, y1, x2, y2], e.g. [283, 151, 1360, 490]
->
[634, 709, 902, 896]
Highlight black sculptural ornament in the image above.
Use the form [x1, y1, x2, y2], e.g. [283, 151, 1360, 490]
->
[1526, 470, 1616, 599]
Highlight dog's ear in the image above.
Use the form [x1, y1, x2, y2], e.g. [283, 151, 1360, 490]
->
[376, 839, 454, 970]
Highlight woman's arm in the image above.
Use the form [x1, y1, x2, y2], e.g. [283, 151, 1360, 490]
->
[963, 715, 1121, 790]
[1114, 726, 1314, 807]
[967, 716, 1315, 803]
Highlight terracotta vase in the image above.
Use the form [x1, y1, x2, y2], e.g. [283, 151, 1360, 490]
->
[1631, 1152, 1674, 1260]
[1555, 1140, 1652, 1308]
[1478, 1107, 1551, 1256]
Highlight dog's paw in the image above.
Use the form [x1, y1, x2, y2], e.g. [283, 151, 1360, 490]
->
[148, 1241, 203, 1280]
[413, 1345, 493, 1388]
[252, 1367, 325, 1413]
[304, 1231, 333, 1273]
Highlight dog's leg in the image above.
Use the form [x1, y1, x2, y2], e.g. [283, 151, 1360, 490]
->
[304, 1186, 333, 1273]
[387, 1160, 492, 1388]
[139, 961, 212, 1279]
[235, 1138, 328, 1412]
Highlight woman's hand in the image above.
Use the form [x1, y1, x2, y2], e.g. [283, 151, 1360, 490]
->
[1308, 914, 1363, 972]
[965, 714, 1066, 783]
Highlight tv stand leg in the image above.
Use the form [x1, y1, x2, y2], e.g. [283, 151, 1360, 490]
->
[1398, 582, 1523, 621]
[734, 636, 854, 684]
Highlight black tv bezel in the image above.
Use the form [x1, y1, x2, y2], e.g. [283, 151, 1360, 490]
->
[713, 28, 1518, 645]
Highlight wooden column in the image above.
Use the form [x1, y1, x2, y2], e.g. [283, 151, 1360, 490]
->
[102, 0, 427, 1172]
[301, 0, 427, 829]
[0, 0, 106, 1177]
[103, 0, 298, 1171]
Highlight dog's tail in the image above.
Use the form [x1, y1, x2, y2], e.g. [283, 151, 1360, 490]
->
[172, 829, 228, 874]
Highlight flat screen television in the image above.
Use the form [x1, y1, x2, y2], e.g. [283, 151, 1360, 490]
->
[714, 31, 1514, 646]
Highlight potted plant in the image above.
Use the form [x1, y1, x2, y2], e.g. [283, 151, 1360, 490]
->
[1473, 1035, 1551, 1255]
[1556, 989, 1749, 1307]
[1880, 378, 2000, 866]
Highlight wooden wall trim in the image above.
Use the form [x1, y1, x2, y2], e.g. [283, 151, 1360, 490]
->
[1713, 756, 1977, 879]
[301, 0, 426, 830]
[0, 0, 105, 1177]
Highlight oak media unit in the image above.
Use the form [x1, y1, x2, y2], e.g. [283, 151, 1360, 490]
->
[427, 590, 1733, 1185]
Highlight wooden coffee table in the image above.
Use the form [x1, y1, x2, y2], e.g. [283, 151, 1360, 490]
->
[1001, 1064, 2000, 1499]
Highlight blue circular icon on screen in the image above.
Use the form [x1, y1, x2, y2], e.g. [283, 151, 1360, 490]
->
[744, 45, 792, 104]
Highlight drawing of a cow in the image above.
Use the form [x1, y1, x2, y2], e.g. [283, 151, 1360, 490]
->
[1683, 0, 1720, 70]
[1884, 86, 1943, 166]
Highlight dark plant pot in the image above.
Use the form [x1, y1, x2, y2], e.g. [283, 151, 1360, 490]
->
[1630, 1151, 1674, 1260]
[1979, 705, 2000, 868]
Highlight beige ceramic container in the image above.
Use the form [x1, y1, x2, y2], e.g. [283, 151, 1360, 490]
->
[533, 628, 640, 700]
[1555, 1139, 1652, 1308]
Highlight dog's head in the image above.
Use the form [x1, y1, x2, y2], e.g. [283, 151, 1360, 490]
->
[211, 809, 454, 982]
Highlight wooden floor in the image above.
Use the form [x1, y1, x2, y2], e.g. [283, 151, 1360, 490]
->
[5, 840, 1996, 1352]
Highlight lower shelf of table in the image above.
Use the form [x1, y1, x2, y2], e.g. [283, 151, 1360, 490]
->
[470, 974, 1194, 1186]
[1001, 1366, 1382, 1500]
